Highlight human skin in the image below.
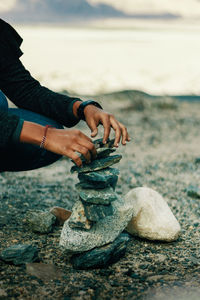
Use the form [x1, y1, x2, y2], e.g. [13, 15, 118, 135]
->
[20, 101, 130, 166]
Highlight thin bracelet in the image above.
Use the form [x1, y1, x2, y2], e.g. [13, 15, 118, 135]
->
[40, 125, 52, 149]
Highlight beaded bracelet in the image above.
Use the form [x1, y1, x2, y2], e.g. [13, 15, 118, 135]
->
[40, 125, 52, 148]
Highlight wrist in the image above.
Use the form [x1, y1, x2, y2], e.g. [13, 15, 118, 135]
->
[20, 121, 45, 146]
[77, 100, 103, 121]
[73, 100, 83, 119]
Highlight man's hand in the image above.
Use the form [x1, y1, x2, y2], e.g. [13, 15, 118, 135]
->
[83, 105, 130, 147]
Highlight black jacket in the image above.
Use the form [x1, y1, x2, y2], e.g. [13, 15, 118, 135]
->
[0, 19, 81, 149]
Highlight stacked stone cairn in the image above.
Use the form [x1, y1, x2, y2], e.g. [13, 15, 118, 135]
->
[69, 138, 121, 231]
[62, 138, 131, 269]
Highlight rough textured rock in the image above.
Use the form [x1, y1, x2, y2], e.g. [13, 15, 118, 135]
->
[59, 195, 133, 253]
[125, 187, 181, 242]
[71, 155, 122, 174]
[68, 200, 93, 230]
[83, 202, 113, 222]
[50, 207, 71, 225]
[0, 244, 38, 265]
[25, 210, 56, 233]
[71, 233, 131, 269]
[78, 167, 119, 189]
[79, 186, 117, 205]
[186, 185, 200, 198]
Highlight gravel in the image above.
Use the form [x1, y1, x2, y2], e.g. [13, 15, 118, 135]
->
[0, 91, 199, 299]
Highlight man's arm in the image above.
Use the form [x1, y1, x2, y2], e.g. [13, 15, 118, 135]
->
[0, 59, 82, 128]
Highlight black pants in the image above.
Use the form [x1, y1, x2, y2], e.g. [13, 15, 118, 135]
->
[0, 91, 63, 172]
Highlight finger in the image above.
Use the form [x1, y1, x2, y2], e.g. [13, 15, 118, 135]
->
[87, 119, 98, 138]
[101, 116, 111, 144]
[70, 152, 82, 167]
[76, 130, 92, 142]
[110, 118, 121, 147]
[73, 144, 91, 163]
[78, 138, 97, 159]
[118, 122, 129, 145]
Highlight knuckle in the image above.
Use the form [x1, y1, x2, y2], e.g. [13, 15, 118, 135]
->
[88, 143, 94, 151]
[82, 148, 88, 156]
[71, 136, 77, 144]
[73, 157, 81, 166]
[74, 129, 81, 136]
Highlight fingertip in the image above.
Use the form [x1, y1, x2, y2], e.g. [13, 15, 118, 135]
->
[91, 131, 97, 137]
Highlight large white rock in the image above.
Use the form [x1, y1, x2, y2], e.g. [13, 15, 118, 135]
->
[125, 187, 181, 242]
[59, 195, 133, 253]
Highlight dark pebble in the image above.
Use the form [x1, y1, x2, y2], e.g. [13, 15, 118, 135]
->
[0, 244, 38, 265]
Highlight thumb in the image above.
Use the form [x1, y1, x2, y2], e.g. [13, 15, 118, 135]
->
[88, 119, 98, 137]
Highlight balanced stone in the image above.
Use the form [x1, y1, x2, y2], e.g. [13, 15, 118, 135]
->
[71, 155, 122, 174]
[71, 233, 130, 269]
[94, 138, 115, 149]
[79, 186, 117, 205]
[59, 195, 133, 253]
[78, 167, 119, 189]
[96, 148, 116, 159]
[25, 210, 56, 233]
[0, 244, 38, 265]
[68, 200, 93, 230]
[78, 148, 115, 165]
[83, 202, 113, 222]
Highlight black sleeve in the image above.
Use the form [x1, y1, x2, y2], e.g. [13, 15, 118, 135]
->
[0, 59, 82, 128]
[0, 19, 23, 149]
[0, 18, 82, 130]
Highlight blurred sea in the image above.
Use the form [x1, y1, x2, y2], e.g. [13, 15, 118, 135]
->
[16, 21, 200, 96]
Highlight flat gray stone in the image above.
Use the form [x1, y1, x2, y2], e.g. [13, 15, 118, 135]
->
[83, 202, 113, 222]
[25, 210, 56, 233]
[0, 244, 38, 265]
[79, 186, 117, 205]
[59, 195, 133, 253]
[71, 155, 122, 174]
[94, 138, 115, 149]
[78, 167, 119, 189]
[68, 201, 93, 230]
[78, 148, 115, 165]
[71, 233, 130, 269]
[96, 148, 116, 159]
